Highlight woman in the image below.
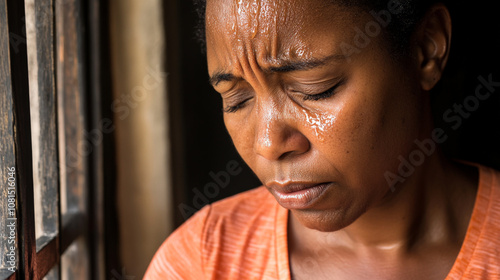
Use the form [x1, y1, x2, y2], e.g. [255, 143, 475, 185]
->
[145, 0, 500, 279]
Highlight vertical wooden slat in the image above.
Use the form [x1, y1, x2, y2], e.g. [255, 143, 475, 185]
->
[56, 0, 87, 217]
[25, 0, 60, 251]
[56, 0, 90, 278]
[26, 0, 61, 277]
[34, 0, 59, 244]
[96, 0, 121, 276]
[87, 0, 106, 278]
[6, 0, 37, 279]
[0, 0, 18, 277]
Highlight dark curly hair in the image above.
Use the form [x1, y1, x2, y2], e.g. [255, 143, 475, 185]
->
[193, 0, 443, 55]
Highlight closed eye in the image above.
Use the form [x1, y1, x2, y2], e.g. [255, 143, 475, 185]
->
[302, 79, 345, 101]
[223, 97, 252, 113]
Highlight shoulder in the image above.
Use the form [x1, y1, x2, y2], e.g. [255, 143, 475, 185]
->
[472, 165, 500, 274]
[202, 186, 280, 256]
[144, 186, 280, 279]
[144, 203, 210, 279]
[476, 164, 500, 211]
[451, 164, 500, 279]
[477, 164, 500, 234]
[207, 186, 278, 225]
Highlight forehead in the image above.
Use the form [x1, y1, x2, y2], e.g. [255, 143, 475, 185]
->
[206, 0, 324, 35]
[205, 0, 357, 71]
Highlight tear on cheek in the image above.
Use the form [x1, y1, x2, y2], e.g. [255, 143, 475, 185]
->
[301, 109, 338, 142]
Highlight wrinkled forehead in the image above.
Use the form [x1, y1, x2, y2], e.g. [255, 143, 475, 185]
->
[206, 0, 303, 39]
[205, 0, 354, 68]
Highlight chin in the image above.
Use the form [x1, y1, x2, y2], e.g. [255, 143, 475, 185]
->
[291, 207, 363, 232]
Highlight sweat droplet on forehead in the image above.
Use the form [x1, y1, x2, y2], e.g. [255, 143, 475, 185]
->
[206, 0, 331, 65]
[205, 0, 365, 82]
[233, 0, 278, 37]
[234, 0, 262, 38]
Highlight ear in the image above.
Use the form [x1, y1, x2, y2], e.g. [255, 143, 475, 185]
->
[415, 4, 452, 91]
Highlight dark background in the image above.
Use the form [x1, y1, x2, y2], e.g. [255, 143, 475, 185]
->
[164, 0, 500, 226]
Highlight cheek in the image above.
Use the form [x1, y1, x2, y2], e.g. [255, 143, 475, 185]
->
[224, 115, 256, 162]
[224, 115, 244, 147]
[302, 101, 372, 173]
[300, 107, 341, 143]
[306, 85, 420, 191]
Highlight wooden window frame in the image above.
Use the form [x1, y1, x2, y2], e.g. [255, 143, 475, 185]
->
[1, 0, 112, 279]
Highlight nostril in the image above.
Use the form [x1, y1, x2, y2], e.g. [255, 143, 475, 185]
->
[278, 151, 295, 161]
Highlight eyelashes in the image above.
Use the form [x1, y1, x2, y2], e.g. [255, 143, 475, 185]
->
[223, 79, 345, 113]
[302, 80, 344, 101]
[223, 97, 252, 113]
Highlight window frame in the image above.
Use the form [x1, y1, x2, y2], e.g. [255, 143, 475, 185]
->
[1, 0, 110, 279]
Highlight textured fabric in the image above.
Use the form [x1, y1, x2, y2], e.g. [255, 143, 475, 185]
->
[446, 164, 500, 279]
[144, 164, 500, 279]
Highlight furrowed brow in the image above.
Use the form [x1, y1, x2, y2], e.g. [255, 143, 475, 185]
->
[209, 71, 238, 86]
[267, 60, 326, 72]
[267, 55, 345, 73]
[209, 55, 345, 86]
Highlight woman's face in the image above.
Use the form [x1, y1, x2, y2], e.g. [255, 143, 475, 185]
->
[206, 0, 430, 231]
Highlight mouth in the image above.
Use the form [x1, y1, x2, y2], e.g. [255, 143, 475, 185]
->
[266, 182, 331, 210]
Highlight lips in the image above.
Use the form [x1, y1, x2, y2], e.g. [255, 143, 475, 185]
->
[266, 182, 331, 209]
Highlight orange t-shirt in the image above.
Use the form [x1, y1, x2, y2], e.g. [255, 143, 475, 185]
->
[144, 164, 500, 279]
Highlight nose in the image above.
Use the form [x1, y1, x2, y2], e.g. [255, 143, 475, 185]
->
[254, 103, 310, 161]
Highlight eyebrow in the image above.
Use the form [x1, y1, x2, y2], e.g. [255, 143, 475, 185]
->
[209, 54, 345, 86]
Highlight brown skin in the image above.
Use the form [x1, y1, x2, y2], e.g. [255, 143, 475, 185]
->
[205, 0, 478, 279]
